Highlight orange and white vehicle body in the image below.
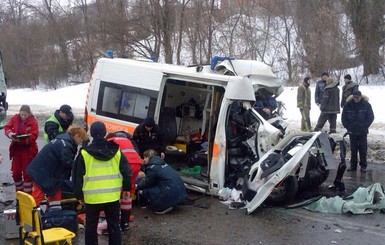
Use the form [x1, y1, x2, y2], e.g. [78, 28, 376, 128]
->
[85, 58, 282, 195]
[85, 57, 335, 213]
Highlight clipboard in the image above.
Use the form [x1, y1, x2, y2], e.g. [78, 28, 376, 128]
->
[15, 134, 31, 139]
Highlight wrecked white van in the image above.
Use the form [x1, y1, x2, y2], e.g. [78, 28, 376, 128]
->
[85, 57, 336, 213]
[0, 50, 7, 128]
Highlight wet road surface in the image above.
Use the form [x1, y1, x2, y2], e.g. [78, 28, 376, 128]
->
[1, 132, 385, 244]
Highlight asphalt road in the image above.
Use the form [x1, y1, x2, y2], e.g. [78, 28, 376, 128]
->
[1, 130, 385, 245]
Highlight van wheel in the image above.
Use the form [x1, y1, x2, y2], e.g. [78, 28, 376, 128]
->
[266, 176, 298, 205]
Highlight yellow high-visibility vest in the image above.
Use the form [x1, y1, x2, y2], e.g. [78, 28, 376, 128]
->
[81, 150, 122, 204]
[43, 115, 63, 142]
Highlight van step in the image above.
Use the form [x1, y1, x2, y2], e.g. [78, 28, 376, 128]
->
[180, 174, 209, 189]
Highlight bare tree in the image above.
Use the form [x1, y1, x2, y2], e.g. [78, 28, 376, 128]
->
[344, 0, 385, 76]
[296, 1, 353, 77]
[0, 0, 41, 88]
[175, 0, 190, 65]
[71, 0, 96, 73]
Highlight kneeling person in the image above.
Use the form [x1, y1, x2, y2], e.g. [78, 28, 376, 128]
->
[137, 149, 187, 214]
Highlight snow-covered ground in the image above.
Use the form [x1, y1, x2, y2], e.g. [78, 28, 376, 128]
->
[6, 83, 385, 162]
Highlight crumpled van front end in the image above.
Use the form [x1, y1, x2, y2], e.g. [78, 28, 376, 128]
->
[243, 132, 336, 214]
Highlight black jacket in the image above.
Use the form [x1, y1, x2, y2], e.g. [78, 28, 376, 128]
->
[341, 82, 359, 108]
[132, 123, 165, 157]
[315, 79, 326, 105]
[137, 156, 187, 212]
[44, 110, 73, 141]
[27, 133, 78, 197]
[342, 95, 374, 135]
[320, 80, 340, 114]
[72, 138, 132, 201]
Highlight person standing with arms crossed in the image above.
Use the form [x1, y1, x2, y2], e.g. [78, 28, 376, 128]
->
[342, 91, 374, 173]
[297, 76, 312, 132]
[73, 121, 131, 245]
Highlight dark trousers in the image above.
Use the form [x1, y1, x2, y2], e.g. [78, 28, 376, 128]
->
[349, 134, 368, 169]
[314, 112, 337, 132]
[85, 200, 121, 245]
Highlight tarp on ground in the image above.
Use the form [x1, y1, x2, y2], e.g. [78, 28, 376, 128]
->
[305, 182, 385, 214]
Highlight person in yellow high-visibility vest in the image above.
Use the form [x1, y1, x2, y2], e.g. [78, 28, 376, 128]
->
[73, 121, 132, 244]
[44, 104, 74, 142]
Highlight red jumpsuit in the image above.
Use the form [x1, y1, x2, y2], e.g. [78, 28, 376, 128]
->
[108, 136, 142, 224]
[108, 136, 142, 193]
[4, 114, 38, 194]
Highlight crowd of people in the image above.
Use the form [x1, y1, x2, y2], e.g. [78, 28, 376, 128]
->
[296, 72, 374, 173]
[3, 104, 187, 245]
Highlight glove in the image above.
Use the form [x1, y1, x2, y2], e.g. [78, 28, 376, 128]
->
[8, 132, 16, 139]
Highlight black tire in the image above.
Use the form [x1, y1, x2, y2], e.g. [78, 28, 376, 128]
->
[266, 176, 298, 205]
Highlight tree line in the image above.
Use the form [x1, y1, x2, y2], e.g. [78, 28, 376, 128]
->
[0, 0, 384, 89]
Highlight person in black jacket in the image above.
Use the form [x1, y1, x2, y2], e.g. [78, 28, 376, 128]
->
[342, 91, 374, 172]
[137, 149, 187, 214]
[315, 72, 329, 107]
[132, 116, 165, 159]
[314, 77, 340, 133]
[44, 104, 74, 142]
[27, 125, 88, 206]
[73, 121, 132, 244]
[341, 74, 359, 108]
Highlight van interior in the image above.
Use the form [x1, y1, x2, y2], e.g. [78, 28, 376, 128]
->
[159, 78, 260, 191]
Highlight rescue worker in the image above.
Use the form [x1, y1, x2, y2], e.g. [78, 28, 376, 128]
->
[27, 125, 88, 206]
[73, 121, 131, 244]
[44, 104, 74, 142]
[106, 131, 142, 229]
[137, 149, 187, 214]
[132, 116, 165, 159]
[4, 105, 38, 194]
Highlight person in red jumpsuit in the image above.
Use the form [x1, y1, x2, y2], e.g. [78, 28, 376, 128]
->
[106, 131, 142, 230]
[4, 105, 38, 194]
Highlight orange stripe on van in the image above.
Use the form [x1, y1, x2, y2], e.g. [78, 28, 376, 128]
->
[87, 115, 136, 134]
[213, 143, 220, 156]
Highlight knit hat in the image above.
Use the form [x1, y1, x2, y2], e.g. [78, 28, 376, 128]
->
[344, 74, 352, 80]
[321, 72, 329, 77]
[59, 104, 74, 120]
[304, 77, 311, 84]
[90, 121, 106, 139]
[143, 116, 155, 127]
[353, 90, 362, 97]
[115, 131, 131, 139]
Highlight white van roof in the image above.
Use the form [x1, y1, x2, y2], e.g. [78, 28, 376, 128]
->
[96, 58, 283, 98]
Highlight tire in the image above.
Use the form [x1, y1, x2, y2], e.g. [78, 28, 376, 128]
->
[266, 176, 298, 205]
